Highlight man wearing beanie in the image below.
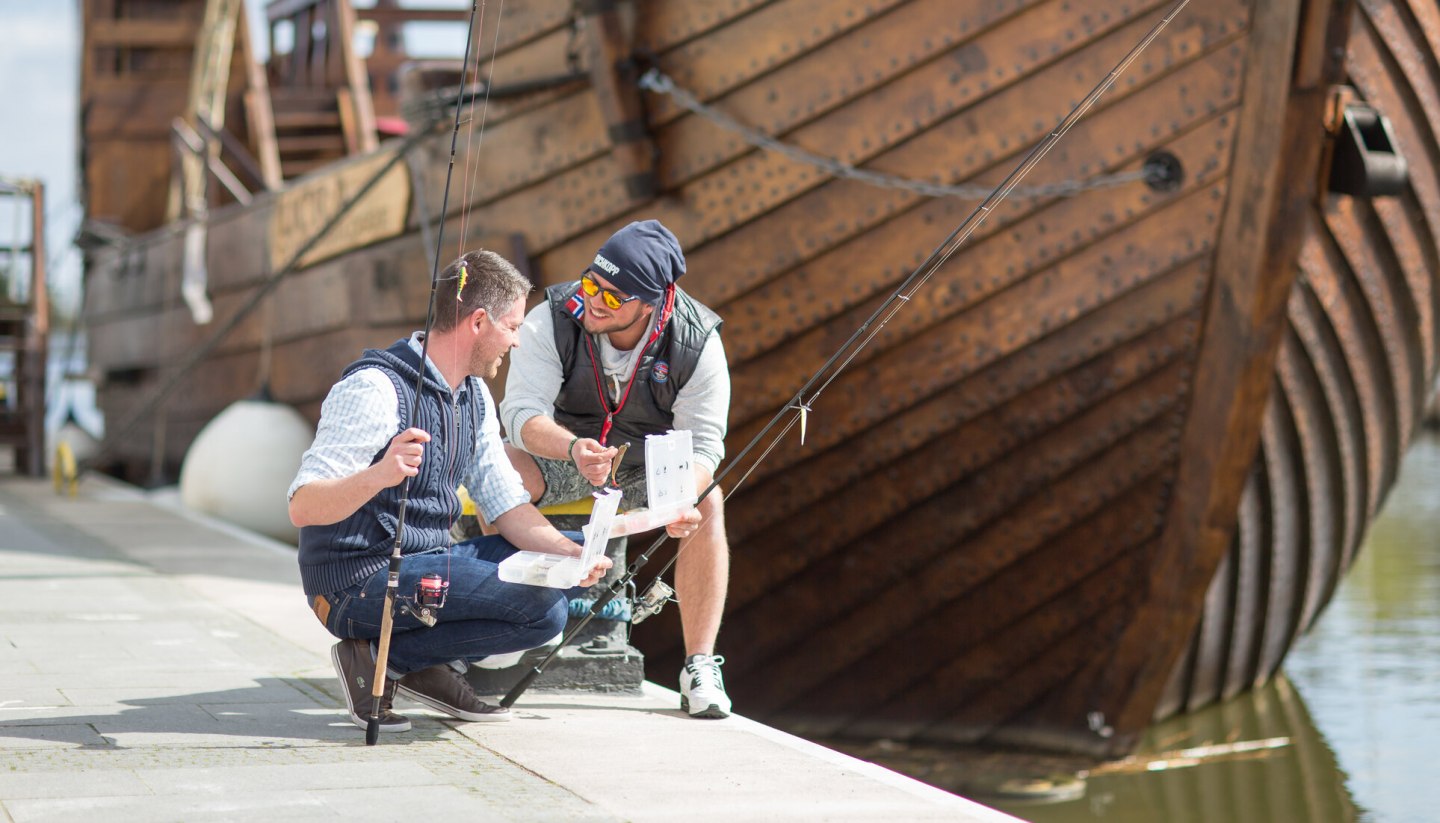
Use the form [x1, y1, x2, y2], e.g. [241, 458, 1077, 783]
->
[499, 219, 734, 718]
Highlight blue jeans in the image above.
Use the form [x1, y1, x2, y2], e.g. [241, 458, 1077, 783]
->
[315, 535, 568, 676]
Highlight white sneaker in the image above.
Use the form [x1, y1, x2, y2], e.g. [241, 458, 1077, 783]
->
[474, 631, 563, 670]
[679, 654, 731, 718]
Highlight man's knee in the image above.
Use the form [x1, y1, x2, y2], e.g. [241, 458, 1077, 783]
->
[697, 483, 725, 525]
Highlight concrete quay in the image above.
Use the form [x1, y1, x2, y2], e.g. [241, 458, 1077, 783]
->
[0, 474, 1016, 822]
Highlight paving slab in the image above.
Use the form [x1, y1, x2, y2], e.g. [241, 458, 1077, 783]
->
[0, 474, 1016, 822]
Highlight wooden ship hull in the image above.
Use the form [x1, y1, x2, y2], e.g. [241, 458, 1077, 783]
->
[79, 0, 1440, 755]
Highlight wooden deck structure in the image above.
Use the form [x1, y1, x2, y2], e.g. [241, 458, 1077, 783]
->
[79, 0, 1440, 755]
[0, 179, 48, 477]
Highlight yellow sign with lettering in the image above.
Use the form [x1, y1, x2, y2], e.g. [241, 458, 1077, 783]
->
[267, 148, 410, 272]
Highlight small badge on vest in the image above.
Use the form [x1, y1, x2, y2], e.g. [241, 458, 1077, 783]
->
[652, 361, 670, 383]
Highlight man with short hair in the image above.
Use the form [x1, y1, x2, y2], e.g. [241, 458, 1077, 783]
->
[289, 249, 610, 733]
[500, 220, 734, 718]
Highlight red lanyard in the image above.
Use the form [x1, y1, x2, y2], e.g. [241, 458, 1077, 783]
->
[584, 285, 675, 445]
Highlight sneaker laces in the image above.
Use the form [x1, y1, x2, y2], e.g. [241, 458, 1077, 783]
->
[689, 655, 727, 691]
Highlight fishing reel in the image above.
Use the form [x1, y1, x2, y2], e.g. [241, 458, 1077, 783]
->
[632, 578, 676, 625]
[398, 573, 448, 627]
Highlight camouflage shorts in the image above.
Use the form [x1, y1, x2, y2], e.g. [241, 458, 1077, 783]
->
[534, 455, 649, 511]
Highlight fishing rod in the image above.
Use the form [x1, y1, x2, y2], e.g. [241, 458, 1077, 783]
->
[501, 0, 1194, 709]
[365, 0, 489, 745]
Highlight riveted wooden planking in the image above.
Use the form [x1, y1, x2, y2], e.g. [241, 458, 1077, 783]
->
[705, 288, 1204, 674]
[721, 334, 1195, 666]
[635, 0, 784, 56]
[725, 281, 1205, 549]
[643, 0, 917, 125]
[652, 0, 1205, 192]
[668, 7, 1246, 325]
[406, 85, 612, 225]
[723, 237, 1216, 507]
[956, 573, 1147, 752]
[727, 178, 1226, 435]
[840, 474, 1163, 736]
[727, 375, 1186, 706]
[717, 105, 1240, 368]
[395, 0, 1237, 292]
[791, 441, 1175, 725]
[536, 0, 1244, 291]
[644, 0, 1048, 153]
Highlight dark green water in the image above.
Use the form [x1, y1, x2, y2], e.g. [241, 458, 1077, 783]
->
[988, 431, 1440, 823]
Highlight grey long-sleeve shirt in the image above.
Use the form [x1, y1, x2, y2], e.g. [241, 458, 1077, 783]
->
[500, 303, 730, 475]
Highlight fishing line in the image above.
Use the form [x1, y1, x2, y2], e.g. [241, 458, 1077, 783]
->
[366, 0, 491, 746]
[502, 0, 1195, 708]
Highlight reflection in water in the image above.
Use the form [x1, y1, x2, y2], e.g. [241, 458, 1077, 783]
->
[989, 677, 1358, 822]
[1284, 431, 1440, 823]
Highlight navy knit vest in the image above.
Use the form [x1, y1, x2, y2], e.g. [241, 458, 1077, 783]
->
[547, 282, 721, 470]
[297, 339, 481, 597]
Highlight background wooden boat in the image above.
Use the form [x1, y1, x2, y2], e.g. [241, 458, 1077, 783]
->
[78, 0, 1440, 755]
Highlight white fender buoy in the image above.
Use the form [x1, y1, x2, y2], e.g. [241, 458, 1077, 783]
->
[53, 415, 101, 466]
[179, 397, 313, 543]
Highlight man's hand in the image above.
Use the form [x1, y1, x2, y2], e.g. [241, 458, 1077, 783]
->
[579, 555, 614, 587]
[379, 428, 430, 486]
[665, 506, 702, 540]
[570, 438, 618, 486]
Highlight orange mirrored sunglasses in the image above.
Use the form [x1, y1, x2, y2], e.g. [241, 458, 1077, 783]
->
[580, 274, 641, 311]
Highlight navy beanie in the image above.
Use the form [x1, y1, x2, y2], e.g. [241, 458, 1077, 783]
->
[589, 220, 686, 304]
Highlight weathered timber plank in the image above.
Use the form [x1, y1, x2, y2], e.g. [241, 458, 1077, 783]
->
[726, 301, 1203, 545]
[538, 0, 1244, 285]
[731, 396, 1184, 709]
[922, 561, 1141, 748]
[86, 18, 196, 47]
[891, 535, 1164, 747]
[1297, 227, 1394, 519]
[718, 102, 1241, 366]
[724, 239, 1215, 498]
[636, 0, 775, 53]
[1183, 542, 1238, 712]
[377, 93, 608, 246]
[724, 342, 1193, 663]
[1224, 471, 1269, 699]
[726, 178, 1226, 429]
[1323, 198, 1421, 460]
[1089, 0, 1351, 754]
[84, 82, 190, 138]
[1284, 277, 1368, 583]
[642, 0, 1018, 130]
[1273, 326, 1346, 640]
[1251, 396, 1309, 690]
[820, 475, 1171, 733]
[83, 141, 175, 233]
